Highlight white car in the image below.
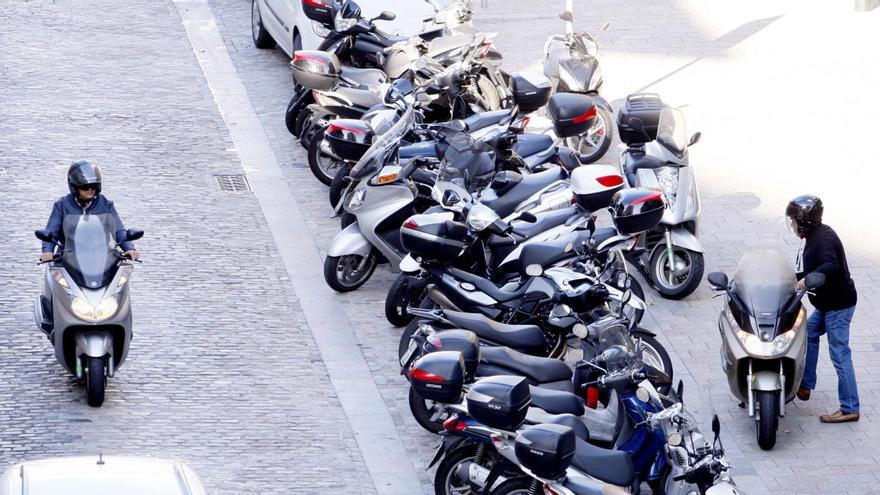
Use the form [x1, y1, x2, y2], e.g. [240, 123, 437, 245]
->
[0, 456, 207, 495]
[251, 0, 456, 56]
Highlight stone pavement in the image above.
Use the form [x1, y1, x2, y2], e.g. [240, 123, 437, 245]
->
[2, 0, 880, 493]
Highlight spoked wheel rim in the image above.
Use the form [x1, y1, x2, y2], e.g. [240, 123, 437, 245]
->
[566, 112, 607, 154]
[652, 247, 693, 290]
[251, 1, 261, 41]
[334, 254, 376, 288]
[639, 340, 665, 374]
[444, 456, 493, 495]
[317, 148, 343, 182]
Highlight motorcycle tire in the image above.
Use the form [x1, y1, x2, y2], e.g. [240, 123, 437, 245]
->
[756, 390, 779, 450]
[307, 129, 341, 186]
[488, 477, 540, 495]
[631, 330, 673, 395]
[293, 106, 312, 139]
[569, 106, 613, 164]
[385, 273, 426, 327]
[328, 164, 351, 207]
[323, 252, 378, 293]
[339, 211, 356, 230]
[648, 246, 705, 300]
[434, 443, 495, 495]
[284, 94, 300, 136]
[409, 388, 448, 434]
[86, 355, 106, 408]
[251, 0, 275, 49]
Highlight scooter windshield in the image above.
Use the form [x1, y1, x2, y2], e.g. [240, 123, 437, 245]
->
[62, 213, 119, 289]
[350, 106, 415, 180]
[435, 131, 495, 193]
[656, 106, 688, 156]
[732, 250, 796, 324]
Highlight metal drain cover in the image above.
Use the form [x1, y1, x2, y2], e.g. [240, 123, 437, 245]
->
[215, 174, 251, 192]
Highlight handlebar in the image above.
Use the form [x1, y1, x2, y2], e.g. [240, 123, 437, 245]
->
[584, 369, 647, 391]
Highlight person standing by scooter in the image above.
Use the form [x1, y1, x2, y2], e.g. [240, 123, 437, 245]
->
[40, 160, 139, 263]
[787, 195, 859, 423]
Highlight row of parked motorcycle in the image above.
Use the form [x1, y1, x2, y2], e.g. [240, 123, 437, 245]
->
[268, 0, 755, 493]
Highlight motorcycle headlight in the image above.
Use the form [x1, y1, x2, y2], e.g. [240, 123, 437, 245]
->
[51, 270, 70, 289]
[94, 296, 119, 321]
[346, 189, 367, 210]
[655, 167, 679, 209]
[466, 204, 499, 232]
[311, 20, 331, 37]
[736, 329, 795, 358]
[70, 296, 119, 322]
[70, 297, 93, 320]
[334, 12, 357, 32]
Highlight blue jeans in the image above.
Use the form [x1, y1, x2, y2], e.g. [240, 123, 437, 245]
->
[800, 306, 859, 413]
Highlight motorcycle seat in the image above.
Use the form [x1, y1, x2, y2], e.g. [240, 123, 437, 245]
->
[543, 412, 590, 441]
[477, 345, 572, 383]
[483, 167, 566, 218]
[447, 268, 532, 303]
[513, 133, 555, 158]
[570, 437, 636, 487]
[339, 66, 388, 88]
[623, 151, 664, 186]
[528, 385, 585, 416]
[444, 309, 546, 350]
[462, 109, 513, 132]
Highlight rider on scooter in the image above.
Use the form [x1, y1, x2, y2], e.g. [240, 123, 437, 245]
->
[40, 160, 140, 263]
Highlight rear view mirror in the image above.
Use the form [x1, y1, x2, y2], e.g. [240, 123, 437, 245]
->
[688, 132, 702, 147]
[676, 380, 684, 401]
[376, 11, 396, 21]
[441, 189, 461, 207]
[558, 10, 573, 22]
[517, 212, 537, 223]
[804, 272, 826, 290]
[707, 272, 729, 290]
[126, 229, 144, 242]
[712, 414, 721, 436]
[34, 229, 55, 244]
[525, 264, 543, 277]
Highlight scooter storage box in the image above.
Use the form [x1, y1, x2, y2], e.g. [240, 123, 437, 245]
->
[409, 351, 465, 403]
[546, 93, 597, 138]
[570, 165, 624, 212]
[466, 375, 530, 431]
[511, 73, 552, 115]
[515, 423, 576, 480]
[400, 213, 469, 261]
[424, 330, 480, 382]
[610, 188, 665, 235]
[301, 0, 336, 28]
[325, 119, 374, 162]
[291, 50, 341, 91]
[617, 93, 664, 145]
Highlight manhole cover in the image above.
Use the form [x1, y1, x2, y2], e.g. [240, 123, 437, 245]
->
[215, 174, 251, 192]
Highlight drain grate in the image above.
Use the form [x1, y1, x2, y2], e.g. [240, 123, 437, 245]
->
[215, 174, 251, 192]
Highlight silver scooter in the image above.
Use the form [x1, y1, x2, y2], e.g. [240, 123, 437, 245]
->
[34, 217, 143, 407]
[708, 249, 825, 450]
[619, 103, 704, 299]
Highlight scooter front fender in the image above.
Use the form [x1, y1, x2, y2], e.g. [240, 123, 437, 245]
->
[706, 481, 745, 495]
[326, 223, 373, 258]
[752, 370, 782, 391]
[670, 227, 704, 253]
[75, 330, 114, 358]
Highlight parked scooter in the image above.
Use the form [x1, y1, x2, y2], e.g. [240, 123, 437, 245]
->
[617, 94, 704, 299]
[708, 249, 825, 450]
[543, 2, 614, 163]
[34, 220, 143, 407]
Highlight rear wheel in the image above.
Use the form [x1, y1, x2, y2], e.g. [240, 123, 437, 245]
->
[398, 297, 440, 360]
[329, 164, 352, 207]
[632, 330, 673, 395]
[323, 251, 378, 292]
[385, 273, 427, 327]
[308, 128, 342, 186]
[409, 388, 449, 434]
[251, 0, 275, 49]
[756, 390, 779, 450]
[85, 356, 106, 407]
[566, 106, 612, 164]
[649, 245, 704, 300]
[434, 443, 497, 495]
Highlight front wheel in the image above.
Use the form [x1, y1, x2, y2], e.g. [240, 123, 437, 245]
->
[566, 106, 613, 164]
[251, 0, 275, 49]
[308, 128, 342, 186]
[756, 390, 779, 450]
[632, 330, 673, 395]
[323, 251, 378, 292]
[648, 245, 704, 300]
[85, 355, 106, 407]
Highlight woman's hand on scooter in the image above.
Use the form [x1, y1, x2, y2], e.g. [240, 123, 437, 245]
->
[39, 252, 55, 263]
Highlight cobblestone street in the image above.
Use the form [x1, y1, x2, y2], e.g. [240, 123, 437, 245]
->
[2, 0, 880, 493]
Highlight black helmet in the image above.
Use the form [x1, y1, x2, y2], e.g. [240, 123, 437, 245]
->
[67, 160, 103, 196]
[786, 194, 823, 238]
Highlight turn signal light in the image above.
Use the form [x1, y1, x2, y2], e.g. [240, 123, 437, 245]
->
[377, 173, 398, 184]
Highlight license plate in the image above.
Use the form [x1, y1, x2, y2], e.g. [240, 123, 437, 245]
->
[400, 340, 418, 368]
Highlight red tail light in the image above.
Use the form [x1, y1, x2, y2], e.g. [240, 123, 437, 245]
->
[571, 106, 597, 124]
[585, 386, 599, 409]
[521, 116, 531, 129]
[303, 0, 328, 6]
[426, 335, 442, 348]
[403, 219, 419, 229]
[596, 175, 623, 187]
[630, 192, 663, 205]
[293, 51, 327, 64]
[411, 368, 445, 383]
[480, 42, 493, 57]
[327, 122, 365, 134]
[443, 416, 467, 431]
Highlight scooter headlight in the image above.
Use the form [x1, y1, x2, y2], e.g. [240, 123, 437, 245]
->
[94, 296, 119, 321]
[71, 297, 93, 320]
[334, 12, 357, 32]
[51, 270, 70, 289]
[655, 166, 678, 210]
[311, 20, 331, 38]
[466, 204, 500, 232]
[346, 189, 367, 211]
[736, 329, 795, 358]
[70, 296, 119, 322]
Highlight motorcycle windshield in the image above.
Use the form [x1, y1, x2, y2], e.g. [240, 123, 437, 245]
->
[350, 106, 415, 180]
[732, 250, 796, 324]
[656, 106, 688, 156]
[435, 131, 495, 193]
[62, 213, 118, 289]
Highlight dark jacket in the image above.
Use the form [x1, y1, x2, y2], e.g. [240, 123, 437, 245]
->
[42, 194, 135, 253]
[798, 224, 857, 311]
